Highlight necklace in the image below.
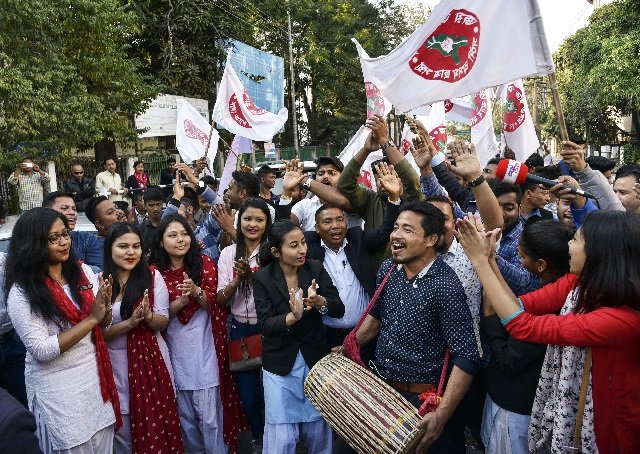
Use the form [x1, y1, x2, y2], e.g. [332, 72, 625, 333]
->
[49, 274, 67, 286]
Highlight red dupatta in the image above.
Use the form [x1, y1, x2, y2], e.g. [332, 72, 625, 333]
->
[133, 171, 148, 189]
[44, 267, 122, 430]
[126, 267, 183, 453]
[160, 255, 248, 453]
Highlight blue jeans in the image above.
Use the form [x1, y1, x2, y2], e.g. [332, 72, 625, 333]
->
[229, 317, 264, 439]
[0, 329, 28, 407]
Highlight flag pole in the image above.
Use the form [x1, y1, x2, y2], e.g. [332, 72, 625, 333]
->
[529, 0, 569, 142]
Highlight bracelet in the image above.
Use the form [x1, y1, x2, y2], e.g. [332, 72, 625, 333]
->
[104, 316, 113, 332]
[468, 174, 486, 188]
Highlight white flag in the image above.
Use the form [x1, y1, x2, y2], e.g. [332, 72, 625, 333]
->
[498, 79, 539, 162]
[218, 136, 253, 194]
[470, 90, 499, 168]
[338, 126, 384, 190]
[444, 98, 472, 125]
[213, 52, 288, 142]
[175, 98, 219, 170]
[353, 0, 553, 113]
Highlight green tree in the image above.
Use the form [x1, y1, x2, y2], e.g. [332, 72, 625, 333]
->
[0, 0, 158, 158]
[548, 0, 640, 161]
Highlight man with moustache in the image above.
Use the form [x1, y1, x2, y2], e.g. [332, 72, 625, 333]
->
[352, 201, 480, 454]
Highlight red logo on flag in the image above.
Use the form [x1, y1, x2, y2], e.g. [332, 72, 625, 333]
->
[444, 99, 454, 112]
[184, 119, 209, 146]
[229, 93, 252, 129]
[470, 91, 488, 127]
[365, 82, 386, 117]
[410, 9, 480, 83]
[242, 90, 267, 115]
[504, 85, 526, 132]
[429, 126, 448, 153]
[358, 169, 373, 188]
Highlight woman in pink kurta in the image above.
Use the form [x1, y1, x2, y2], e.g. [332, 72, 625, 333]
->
[456, 210, 640, 454]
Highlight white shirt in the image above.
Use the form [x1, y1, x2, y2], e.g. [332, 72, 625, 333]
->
[106, 270, 173, 414]
[95, 170, 126, 202]
[165, 302, 220, 391]
[441, 238, 483, 356]
[320, 239, 369, 329]
[217, 244, 260, 324]
[7, 264, 116, 450]
[291, 195, 363, 231]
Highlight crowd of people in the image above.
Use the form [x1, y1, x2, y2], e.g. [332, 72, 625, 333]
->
[1, 114, 640, 454]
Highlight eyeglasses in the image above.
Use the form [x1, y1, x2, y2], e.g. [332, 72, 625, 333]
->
[73, 171, 84, 175]
[48, 229, 71, 244]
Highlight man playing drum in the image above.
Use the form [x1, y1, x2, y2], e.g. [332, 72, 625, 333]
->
[349, 201, 481, 453]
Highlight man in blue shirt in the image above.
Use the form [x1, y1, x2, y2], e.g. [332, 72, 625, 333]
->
[353, 201, 480, 453]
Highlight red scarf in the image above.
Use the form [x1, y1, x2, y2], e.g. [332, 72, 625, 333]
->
[161, 267, 202, 325]
[45, 267, 122, 430]
[133, 171, 148, 189]
[160, 255, 248, 453]
[126, 267, 183, 453]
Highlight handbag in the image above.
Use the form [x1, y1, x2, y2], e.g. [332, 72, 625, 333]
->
[229, 333, 262, 372]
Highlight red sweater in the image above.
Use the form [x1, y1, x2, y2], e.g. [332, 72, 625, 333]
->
[507, 273, 640, 454]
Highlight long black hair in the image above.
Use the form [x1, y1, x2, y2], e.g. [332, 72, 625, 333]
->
[258, 220, 301, 267]
[4, 208, 84, 327]
[102, 222, 151, 320]
[235, 197, 272, 263]
[234, 198, 272, 297]
[575, 211, 640, 313]
[519, 219, 573, 284]
[148, 213, 202, 285]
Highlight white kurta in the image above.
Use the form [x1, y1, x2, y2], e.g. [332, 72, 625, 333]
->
[7, 264, 116, 451]
[106, 270, 173, 414]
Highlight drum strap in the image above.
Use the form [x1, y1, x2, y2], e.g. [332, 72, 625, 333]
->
[343, 264, 395, 367]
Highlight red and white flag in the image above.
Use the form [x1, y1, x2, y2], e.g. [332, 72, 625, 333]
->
[497, 79, 539, 162]
[213, 52, 288, 142]
[444, 98, 472, 125]
[470, 90, 499, 168]
[338, 126, 384, 190]
[352, 0, 553, 113]
[176, 98, 219, 170]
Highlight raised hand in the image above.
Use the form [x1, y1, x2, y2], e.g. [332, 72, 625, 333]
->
[455, 217, 500, 264]
[127, 303, 145, 329]
[90, 274, 113, 325]
[140, 290, 154, 323]
[173, 171, 184, 200]
[288, 288, 304, 320]
[560, 141, 587, 172]
[374, 162, 401, 201]
[406, 116, 428, 136]
[175, 162, 198, 186]
[178, 272, 199, 297]
[232, 258, 252, 283]
[411, 132, 438, 169]
[365, 114, 390, 147]
[282, 159, 307, 193]
[212, 204, 235, 233]
[447, 141, 482, 181]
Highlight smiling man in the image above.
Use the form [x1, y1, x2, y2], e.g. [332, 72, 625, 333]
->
[85, 196, 127, 271]
[352, 200, 480, 453]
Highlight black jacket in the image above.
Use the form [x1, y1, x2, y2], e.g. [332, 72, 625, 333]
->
[254, 258, 344, 376]
[0, 389, 41, 453]
[126, 173, 150, 197]
[64, 177, 95, 212]
[303, 200, 400, 298]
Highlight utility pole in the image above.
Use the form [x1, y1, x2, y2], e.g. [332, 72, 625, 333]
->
[287, 10, 300, 157]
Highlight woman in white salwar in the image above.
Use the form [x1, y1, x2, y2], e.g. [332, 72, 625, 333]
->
[5, 208, 119, 453]
[253, 221, 344, 454]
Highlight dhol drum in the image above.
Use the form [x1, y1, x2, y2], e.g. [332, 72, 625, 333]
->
[304, 353, 425, 454]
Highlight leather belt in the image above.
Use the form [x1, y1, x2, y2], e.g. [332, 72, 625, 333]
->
[386, 380, 436, 395]
[0, 329, 14, 344]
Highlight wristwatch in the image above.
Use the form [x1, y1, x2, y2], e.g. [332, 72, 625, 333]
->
[381, 140, 396, 150]
[468, 174, 486, 188]
[302, 180, 312, 191]
[318, 297, 329, 315]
